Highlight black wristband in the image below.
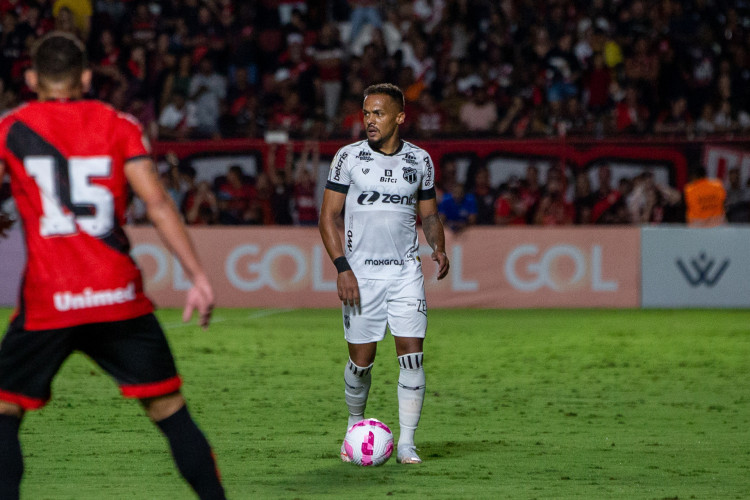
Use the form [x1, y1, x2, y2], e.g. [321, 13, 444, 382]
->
[334, 256, 351, 273]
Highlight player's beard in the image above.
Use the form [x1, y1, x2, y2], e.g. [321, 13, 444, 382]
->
[367, 126, 394, 152]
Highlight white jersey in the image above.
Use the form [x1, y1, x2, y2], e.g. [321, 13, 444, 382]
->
[326, 139, 436, 280]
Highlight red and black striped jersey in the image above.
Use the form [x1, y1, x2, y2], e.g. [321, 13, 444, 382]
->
[0, 100, 154, 330]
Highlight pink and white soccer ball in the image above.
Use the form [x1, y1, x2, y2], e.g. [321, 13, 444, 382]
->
[344, 418, 394, 466]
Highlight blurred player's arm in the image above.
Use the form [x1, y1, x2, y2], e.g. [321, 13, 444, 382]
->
[124, 157, 214, 328]
[0, 160, 12, 238]
[418, 198, 450, 280]
[319, 188, 359, 307]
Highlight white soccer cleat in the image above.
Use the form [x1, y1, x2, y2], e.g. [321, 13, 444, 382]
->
[340, 440, 352, 463]
[397, 444, 422, 464]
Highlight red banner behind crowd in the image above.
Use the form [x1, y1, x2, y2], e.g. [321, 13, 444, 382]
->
[126, 226, 640, 309]
[153, 137, 750, 189]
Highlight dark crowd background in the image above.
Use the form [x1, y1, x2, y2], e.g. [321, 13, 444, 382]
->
[1, 0, 749, 227]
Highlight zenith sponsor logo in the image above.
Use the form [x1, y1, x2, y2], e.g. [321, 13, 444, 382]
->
[357, 191, 416, 205]
[53, 282, 137, 311]
[365, 259, 405, 266]
[675, 252, 730, 287]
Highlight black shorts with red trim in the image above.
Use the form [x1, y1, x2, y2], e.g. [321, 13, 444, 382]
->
[0, 313, 181, 410]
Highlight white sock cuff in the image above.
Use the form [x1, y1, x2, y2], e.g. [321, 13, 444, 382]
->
[346, 359, 373, 377]
[397, 352, 423, 370]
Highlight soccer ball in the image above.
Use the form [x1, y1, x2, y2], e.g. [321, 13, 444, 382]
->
[343, 418, 394, 466]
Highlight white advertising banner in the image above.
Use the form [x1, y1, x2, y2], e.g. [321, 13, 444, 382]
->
[641, 226, 750, 308]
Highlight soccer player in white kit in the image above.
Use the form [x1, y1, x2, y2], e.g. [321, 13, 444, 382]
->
[319, 83, 450, 464]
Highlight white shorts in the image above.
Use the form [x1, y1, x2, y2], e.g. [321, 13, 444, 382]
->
[342, 274, 427, 344]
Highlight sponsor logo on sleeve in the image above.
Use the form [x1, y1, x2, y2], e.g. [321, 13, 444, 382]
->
[332, 152, 348, 181]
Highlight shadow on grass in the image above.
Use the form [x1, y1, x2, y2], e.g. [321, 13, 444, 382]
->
[264, 439, 506, 497]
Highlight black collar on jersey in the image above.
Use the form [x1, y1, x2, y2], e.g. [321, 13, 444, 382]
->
[369, 139, 403, 156]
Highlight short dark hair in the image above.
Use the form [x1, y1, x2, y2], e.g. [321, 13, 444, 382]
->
[32, 31, 87, 85]
[363, 83, 405, 111]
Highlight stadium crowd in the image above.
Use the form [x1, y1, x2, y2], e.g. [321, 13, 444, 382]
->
[1, 0, 749, 227]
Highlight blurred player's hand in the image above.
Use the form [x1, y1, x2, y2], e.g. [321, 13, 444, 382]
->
[432, 251, 450, 280]
[183, 274, 215, 329]
[337, 270, 360, 309]
[0, 212, 14, 238]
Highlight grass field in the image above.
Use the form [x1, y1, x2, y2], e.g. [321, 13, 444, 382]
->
[2, 307, 749, 499]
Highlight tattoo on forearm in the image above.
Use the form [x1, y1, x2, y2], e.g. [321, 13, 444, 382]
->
[421, 213, 445, 251]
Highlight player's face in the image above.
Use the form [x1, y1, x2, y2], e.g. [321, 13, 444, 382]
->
[363, 94, 404, 152]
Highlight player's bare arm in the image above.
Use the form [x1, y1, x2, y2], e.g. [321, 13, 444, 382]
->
[124, 157, 214, 329]
[419, 199, 450, 280]
[319, 188, 360, 308]
[0, 161, 11, 238]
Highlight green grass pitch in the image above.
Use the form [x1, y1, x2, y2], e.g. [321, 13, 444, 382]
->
[2, 307, 749, 499]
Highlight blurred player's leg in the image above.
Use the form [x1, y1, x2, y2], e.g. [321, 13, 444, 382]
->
[396, 352, 425, 464]
[146, 394, 226, 500]
[0, 406, 23, 500]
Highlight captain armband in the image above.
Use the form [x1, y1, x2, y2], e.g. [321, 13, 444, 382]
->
[334, 256, 352, 273]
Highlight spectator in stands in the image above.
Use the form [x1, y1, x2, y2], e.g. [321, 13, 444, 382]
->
[591, 163, 624, 224]
[684, 164, 726, 227]
[573, 171, 595, 224]
[627, 171, 681, 224]
[52, 0, 91, 40]
[347, 0, 382, 46]
[310, 22, 345, 121]
[458, 85, 498, 134]
[494, 179, 527, 226]
[533, 168, 574, 225]
[724, 167, 749, 223]
[182, 166, 219, 225]
[189, 56, 226, 139]
[438, 182, 477, 232]
[413, 91, 445, 139]
[614, 85, 650, 134]
[158, 91, 197, 140]
[469, 165, 497, 225]
[292, 141, 320, 226]
[217, 164, 257, 225]
[654, 95, 693, 136]
[515, 164, 540, 223]
[266, 142, 295, 225]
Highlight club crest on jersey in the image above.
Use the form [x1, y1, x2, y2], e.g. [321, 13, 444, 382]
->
[402, 152, 418, 166]
[356, 150, 373, 162]
[344, 314, 351, 329]
[403, 166, 418, 184]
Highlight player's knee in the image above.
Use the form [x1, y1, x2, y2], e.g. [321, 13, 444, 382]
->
[141, 392, 186, 422]
[345, 359, 373, 382]
[397, 352, 425, 390]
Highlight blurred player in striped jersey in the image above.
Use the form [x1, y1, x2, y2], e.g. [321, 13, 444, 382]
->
[0, 32, 224, 499]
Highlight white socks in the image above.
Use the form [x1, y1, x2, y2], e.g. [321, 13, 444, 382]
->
[344, 359, 372, 428]
[397, 352, 425, 447]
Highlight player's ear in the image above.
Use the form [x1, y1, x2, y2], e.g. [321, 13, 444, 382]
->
[81, 69, 93, 93]
[396, 111, 405, 125]
[24, 69, 39, 93]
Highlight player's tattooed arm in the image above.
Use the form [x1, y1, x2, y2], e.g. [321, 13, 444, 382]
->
[419, 207, 450, 280]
